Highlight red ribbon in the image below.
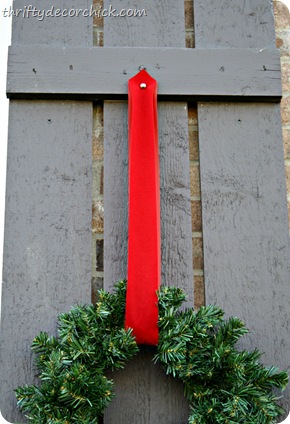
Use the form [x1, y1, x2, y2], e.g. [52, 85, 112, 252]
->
[125, 69, 161, 345]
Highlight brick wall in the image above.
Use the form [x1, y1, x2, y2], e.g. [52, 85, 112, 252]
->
[91, 2, 104, 303]
[274, 1, 290, 230]
[185, 1, 205, 308]
[91, 0, 289, 306]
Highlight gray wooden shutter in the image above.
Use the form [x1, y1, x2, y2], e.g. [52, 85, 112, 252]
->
[1, 0, 289, 422]
[0, 1, 93, 421]
[195, 0, 290, 415]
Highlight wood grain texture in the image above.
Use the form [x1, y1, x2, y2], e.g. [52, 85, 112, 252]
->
[158, 103, 193, 305]
[0, 101, 93, 423]
[103, 101, 129, 290]
[194, 0, 276, 49]
[194, 0, 290, 418]
[106, 347, 189, 424]
[103, 0, 185, 48]
[0, 1, 93, 421]
[7, 46, 282, 101]
[103, 0, 193, 422]
[11, 0, 92, 46]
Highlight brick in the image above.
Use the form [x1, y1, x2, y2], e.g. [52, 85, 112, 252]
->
[93, 105, 104, 160]
[286, 162, 290, 194]
[100, 166, 104, 195]
[191, 200, 202, 232]
[281, 95, 290, 124]
[274, 0, 290, 228]
[282, 128, 290, 159]
[93, 0, 104, 28]
[193, 237, 203, 256]
[92, 277, 104, 304]
[96, 239, 104, 272]
[93, 162, 103, 195]
[193, 256, 203, 271]
[188, 105, 198, 126]
[192, 237, 204, 270]
[93, 104, 102, 126]
[93, 103, 104, 127]
[281, 61, 290, 92]
[98, 30, 104, 47]
[274, 0, 290, 29]
[92, 200, 104, 233]
[93, 27, 98, 46]
[194, 276, 205, 309]
[276, 30, 290, 57]
[184, 0, 194, 30]
[188, 126, 199, 161]
[93, 0, 103, 9]
[93, 133, 104, 160]
[190, 164, 201, 197]
[93, 15, 104, 29]
[186, 31, 195, 48]
[288, 201, 290, 232]
[184, 0, 195, 47]
[93, 28, 104, 47]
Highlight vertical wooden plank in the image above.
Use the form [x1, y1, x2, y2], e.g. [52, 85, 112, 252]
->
[194, 0, 290, 417]
[11, 0, 92, 47]
[194, 0, 276, 49]
[158, 103, 193, 299]
[0, 2, 93, 422]
[106, 348, 189, 423]
[103, 0, 192, 422]
[104, 101, 128, 287]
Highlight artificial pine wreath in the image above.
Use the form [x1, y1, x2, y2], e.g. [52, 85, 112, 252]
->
[16, 280, 288, 424]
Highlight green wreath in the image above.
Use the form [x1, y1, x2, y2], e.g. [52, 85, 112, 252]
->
[16, 280, 288, 424]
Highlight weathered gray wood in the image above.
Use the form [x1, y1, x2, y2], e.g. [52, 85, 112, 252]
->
[158, 103, 193, 298]
[7, 46, 282, 101]
[103, 101, 128, 288]
[194, 0, 276, 49]
[195, 0, 290, 418]
[103, 0, 193, 422]
[0, 1, 93, 422]
[106, 347, 189, 423]
[103, 0, 185, 48]
[11, 0, 92, 47]
[0, 101, 93, 423]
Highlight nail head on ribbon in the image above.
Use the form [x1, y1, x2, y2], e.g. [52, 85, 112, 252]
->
[140, 83, 147, 89]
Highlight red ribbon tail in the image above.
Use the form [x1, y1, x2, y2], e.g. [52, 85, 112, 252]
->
[125, 69, 161, 345]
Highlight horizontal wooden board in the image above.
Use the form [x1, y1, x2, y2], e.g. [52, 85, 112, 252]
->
[7, 46, 282, 101]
